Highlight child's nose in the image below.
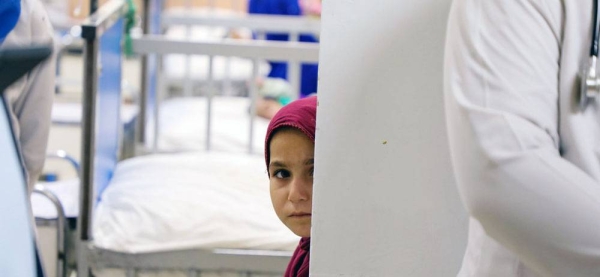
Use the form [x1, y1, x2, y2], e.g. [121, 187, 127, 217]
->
[288, 178, 309, 202]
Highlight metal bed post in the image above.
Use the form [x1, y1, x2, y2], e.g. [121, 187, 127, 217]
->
[254, 26, 265, 129]
[153, 53, 163, 153]
[206, 55, 214, 151]
[78, 32, 98, 277]
[34, 150, 81, 277]
[288, 31, 301, 99]
[224, 0, 238, 97]
[224, 55, 233, 96]
[249, 58, 259, 154]
[78, 2, 127, 276]
[140, 0, 163, 152]
[33, 186, 68, 277]
[139, 0, 151, 148]
[184, 0, 193, 97]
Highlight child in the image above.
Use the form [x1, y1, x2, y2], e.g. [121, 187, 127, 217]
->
[264, 96, 317, 277]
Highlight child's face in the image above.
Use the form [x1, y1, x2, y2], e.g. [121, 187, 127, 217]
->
[268, 128, 314, 238]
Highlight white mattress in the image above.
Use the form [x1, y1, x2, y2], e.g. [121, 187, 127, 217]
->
[38, 96, 266, 220]
[157, 96, 269, 154]
[93, 151, 299, 253]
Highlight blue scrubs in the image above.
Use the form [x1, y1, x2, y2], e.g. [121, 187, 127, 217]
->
[248, 0, 319, 98]
[0, 0, 20, 44]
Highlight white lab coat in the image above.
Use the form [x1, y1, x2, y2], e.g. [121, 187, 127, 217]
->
[2, 0, 55, 191]
[445, 0, 600, 276]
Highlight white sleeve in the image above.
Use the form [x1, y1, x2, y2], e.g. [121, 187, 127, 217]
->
[4, 0, 56, 190]
[445, 0, 600, 276]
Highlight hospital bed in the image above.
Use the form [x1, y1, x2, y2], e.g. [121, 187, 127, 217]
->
[63, 0, 321, 276]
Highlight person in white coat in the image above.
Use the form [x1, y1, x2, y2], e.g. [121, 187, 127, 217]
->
[445, 0, 600, 276]
[1, 0, 55, 191]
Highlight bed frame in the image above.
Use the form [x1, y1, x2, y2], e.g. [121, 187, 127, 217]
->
[75, 1, 320, 276]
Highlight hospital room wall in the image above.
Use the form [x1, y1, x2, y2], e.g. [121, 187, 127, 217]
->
[311, 0, 468, 276]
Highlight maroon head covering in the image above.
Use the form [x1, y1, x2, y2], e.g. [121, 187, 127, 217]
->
[264, 96, 317, 277]
[264, 96, 317, 170]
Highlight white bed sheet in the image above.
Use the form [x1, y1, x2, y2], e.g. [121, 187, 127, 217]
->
[157, 96, 269, 154]
[93, 151, 299, 254]
[31, 179, 79, 219]
[51, 102, 138, 125]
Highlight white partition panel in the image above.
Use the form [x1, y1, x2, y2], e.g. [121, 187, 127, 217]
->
[311, 1, 467, 276]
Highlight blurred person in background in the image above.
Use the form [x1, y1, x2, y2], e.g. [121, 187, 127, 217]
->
[1, 0, 55, 191]
[249, 0, 320, 119]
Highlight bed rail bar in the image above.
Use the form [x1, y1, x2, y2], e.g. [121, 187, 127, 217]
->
[33, 185, 69, 277]
[79, 1, 126, 276]
[162, 12, 321, 35]
[81, 0, 126, 40]
[132, 35, 319, 62]
[47, 150, 81, 177]
[85, 245, 292, 274]
[139, 0, 163, 149]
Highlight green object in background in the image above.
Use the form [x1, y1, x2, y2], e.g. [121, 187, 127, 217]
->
[259, 78, 295, 106]
[278, 96, 292, 106]
[124, 0, 136, 57]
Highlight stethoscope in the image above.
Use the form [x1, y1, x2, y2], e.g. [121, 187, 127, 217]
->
[580, 0, 600, 110]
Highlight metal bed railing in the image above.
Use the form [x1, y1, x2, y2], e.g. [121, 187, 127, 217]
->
[34, 150, 81, 277]
[134, 0, 320, 153]
[160, 8, 321, 101]
[161, 10, 321, 39]
[132, 35, 320, 154]
[76, 1, 320, 276]
[33, 187, 68, 277]
[138, 0, 321, 151]
[79, 1, 126, 276]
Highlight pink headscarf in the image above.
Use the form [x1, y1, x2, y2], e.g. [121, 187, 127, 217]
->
[264, 96, 317, 170]
[264, 96, 317, 277]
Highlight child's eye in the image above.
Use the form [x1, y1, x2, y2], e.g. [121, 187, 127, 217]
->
[309, 167, 314, 177]
[273, 169, 290, 179]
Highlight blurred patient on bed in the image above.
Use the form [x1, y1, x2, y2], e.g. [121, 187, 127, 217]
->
[264, 96, 316, 277]
[255, 77, 294, 119]
[251, 0, 320, 120]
